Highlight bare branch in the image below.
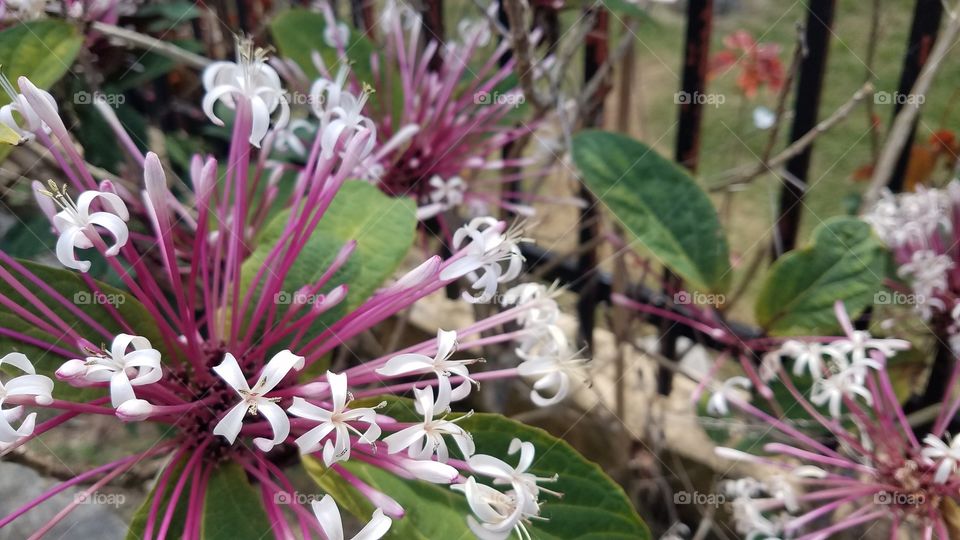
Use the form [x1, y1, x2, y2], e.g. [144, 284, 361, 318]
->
[862, 2, 960, 206]
[91, 22, 212, 70]
[710, 82, 874, 191]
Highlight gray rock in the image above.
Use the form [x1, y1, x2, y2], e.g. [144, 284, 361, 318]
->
[0, 462, 126, 540]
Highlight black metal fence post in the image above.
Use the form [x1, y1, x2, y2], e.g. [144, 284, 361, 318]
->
[887, 0, 944, 192]
[657, 0, 712, 396]
[773, 0, 836, 257]
[576, 6, 610, 351]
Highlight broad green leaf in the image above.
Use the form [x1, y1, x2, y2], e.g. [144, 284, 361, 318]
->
[0, 259, 166, 399]
[571, 130, 731, 293]
[0, 20, 81, 107]
[126, 454, 188, 540]
[0, 20, 82, 161]
[755, 217, 890, 336]
[312, 397, 650, 540]
[202, 462, 273, 539]
[240, 181, 416, 349]
[270, 9, 375, 84]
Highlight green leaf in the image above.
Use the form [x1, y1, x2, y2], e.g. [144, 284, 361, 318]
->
[755, 217, 890, 336]
[0, 259, 166, 399]
[312, 397, 650, 540]
[240, 180, 416, 350]
[571, 130, 731, 293]
[202, 462, 273, 539]
[126, 455, 188, 540]
[270, 9, 375, 84]
[0, 20, 82, 161]
[0, 20, 82, 107]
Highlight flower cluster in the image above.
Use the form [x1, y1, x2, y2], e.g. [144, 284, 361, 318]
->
[0, 36, 573, 536]
[709, 303, 960, 538]
[269, 0, 545, 232]
[864, 184, 960, 323]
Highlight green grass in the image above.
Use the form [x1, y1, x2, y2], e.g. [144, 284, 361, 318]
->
[616, 0, 960, 323]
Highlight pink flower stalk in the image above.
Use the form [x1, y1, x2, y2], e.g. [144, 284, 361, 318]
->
[271, 1, 550, 231]
[0, 43, 574, 537]
[708, 303, 957, 538]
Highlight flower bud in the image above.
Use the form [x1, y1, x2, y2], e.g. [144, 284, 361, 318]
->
[116, 399, 153, 422]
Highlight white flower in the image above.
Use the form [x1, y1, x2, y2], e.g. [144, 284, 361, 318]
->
[500, 282, 560, 328]
[515, 323, 568, 360]
[921, 433, 960, 484]
[416, 176, 467, 220]
[830, 331, 909, 367]
[467, 438, 559, 514]
[441, 218, 527, 303]
[323, 22, 350, 48]
[516, 349, 586, 407]
[320, 83, 376, 160]
[771, 340, 846, 380]
[212, 350, 304, 451]
[451, 477, 527, 540]
[897, 249, 953, 318]
[288, 371, 381, 465]
[729, 497, 784, 540]
[376, 329, 478, 402]
[863, 187, 951, 248]
[752, 106, 775, 130]
[202, 36, 289, 147]
[56, 334, 161, 408]
[706, 376, 751, 416]
[35, 181, 129, 273]
[382, 384, 474, 462]
[810, 366, 873, 418]
[312, 494, 391, 540]
[0, 353, 53, 444]
[0, 72, 52, 142]
[310, 66, 350, 119]
[0, 0, 46, 21]
[273, 118, 316, 157]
